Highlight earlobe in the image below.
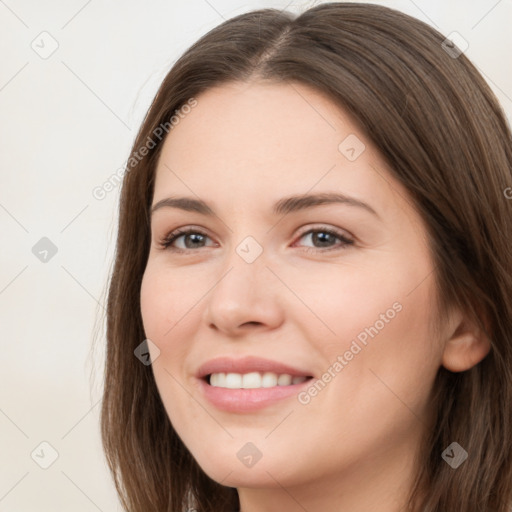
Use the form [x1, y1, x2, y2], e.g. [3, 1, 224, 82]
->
[441, 313, 491, 372]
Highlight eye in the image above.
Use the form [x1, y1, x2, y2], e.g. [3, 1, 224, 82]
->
[158, 225, 354, 254]
[159, 228, 215, 252]
[293, 226, 354, 253]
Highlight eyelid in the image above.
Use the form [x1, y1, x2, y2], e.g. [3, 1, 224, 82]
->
[295, 223, 354, 240]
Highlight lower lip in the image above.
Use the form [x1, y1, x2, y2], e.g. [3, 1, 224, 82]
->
[198, 377, 313, 412]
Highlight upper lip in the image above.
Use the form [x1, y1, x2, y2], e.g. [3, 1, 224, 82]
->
[196, 356, 313, 379]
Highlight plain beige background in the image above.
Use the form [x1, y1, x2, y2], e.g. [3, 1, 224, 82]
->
[1, 0, 511, 510]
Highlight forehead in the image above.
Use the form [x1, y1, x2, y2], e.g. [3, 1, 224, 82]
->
[161, 80, 355, 165]
[152, 80, 412, 222]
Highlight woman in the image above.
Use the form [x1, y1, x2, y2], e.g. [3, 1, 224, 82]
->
[100, 3, 512, 511]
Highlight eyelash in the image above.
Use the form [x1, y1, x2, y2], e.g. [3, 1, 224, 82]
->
[158, 226, 354, 254]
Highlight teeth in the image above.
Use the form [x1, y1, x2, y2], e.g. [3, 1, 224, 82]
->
[225, 372, 242, 388]
[262, 372, 278, 387]
[277, 374, 292, 386]
[209, 372, 309, 389]
[242, 372, 261, 389]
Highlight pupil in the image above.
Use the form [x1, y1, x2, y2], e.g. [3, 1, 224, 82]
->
[185, 233, 204, 248]
[314, 232, 332, 247]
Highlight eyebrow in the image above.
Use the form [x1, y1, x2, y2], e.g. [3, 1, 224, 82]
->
[150, 192, 379, 219]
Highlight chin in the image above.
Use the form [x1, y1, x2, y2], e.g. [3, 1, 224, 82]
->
[188, 443, 303, 489]
[203, 463, 286, 489]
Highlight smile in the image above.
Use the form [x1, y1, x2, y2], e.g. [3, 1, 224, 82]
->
[195, 356, 314, 412]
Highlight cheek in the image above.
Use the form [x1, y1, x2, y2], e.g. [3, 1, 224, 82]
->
[140, 269, 163, 335]
[319, 275, 441, 431]
[140, 262, 205, 387]
[281, 259, 410, 351]
[140, 265, 199, 421]
[299, 252, 441, 405]
[140, 263, 191, 340]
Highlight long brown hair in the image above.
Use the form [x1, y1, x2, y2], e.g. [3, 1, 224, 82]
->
[100, 3, 512, 510]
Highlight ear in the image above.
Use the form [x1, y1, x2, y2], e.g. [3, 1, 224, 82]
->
[441, 308, 491, 372]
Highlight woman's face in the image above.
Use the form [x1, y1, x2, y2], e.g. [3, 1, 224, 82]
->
[140, 81, 445, 504]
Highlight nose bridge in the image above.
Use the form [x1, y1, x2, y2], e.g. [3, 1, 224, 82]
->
[214, 235, 269, 304]
[203, 234, 282, 332]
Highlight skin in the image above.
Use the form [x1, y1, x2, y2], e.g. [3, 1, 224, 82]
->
[140, 80, 490, 512]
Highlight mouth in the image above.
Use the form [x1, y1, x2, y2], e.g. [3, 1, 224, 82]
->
[196, 356, 315, 412]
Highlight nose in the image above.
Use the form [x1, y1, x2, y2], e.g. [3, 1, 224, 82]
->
[202, 246, 284, 337]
